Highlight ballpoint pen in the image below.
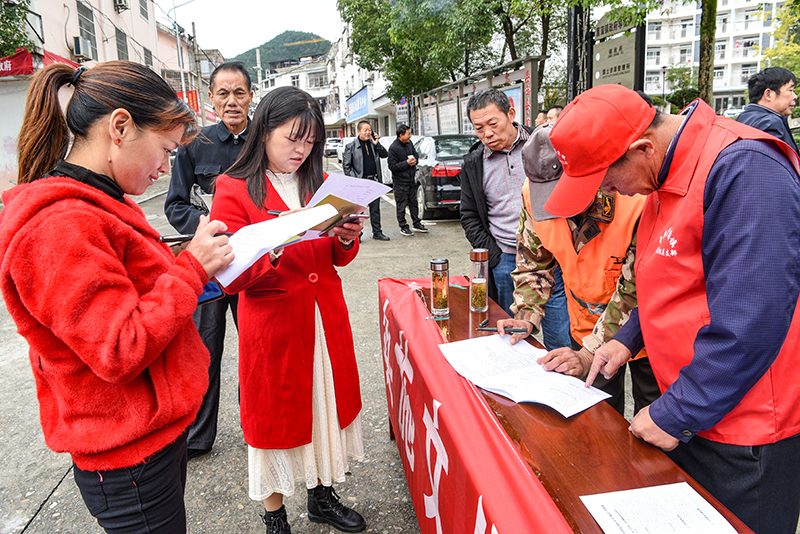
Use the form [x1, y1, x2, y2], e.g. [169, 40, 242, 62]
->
[158, 232, 233, 243]
[476, 326, 529, 334]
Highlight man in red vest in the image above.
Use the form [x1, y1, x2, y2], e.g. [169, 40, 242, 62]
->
[544, 84, 800, 534]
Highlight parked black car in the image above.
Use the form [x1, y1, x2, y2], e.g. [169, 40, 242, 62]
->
[414, 134, 478, 218]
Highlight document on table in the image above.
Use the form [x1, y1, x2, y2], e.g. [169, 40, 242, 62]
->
[215, 204, 337, 288]
[580, 482, 737, 534]
[438, 334, 610, 418]
[300, 173, 391, 241]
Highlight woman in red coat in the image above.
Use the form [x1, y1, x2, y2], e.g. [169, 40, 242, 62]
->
[210, 86, 366, 534]
[0, 62, 234, 533]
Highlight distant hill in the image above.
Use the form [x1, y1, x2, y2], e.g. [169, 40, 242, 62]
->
[231, 31, 331, 77]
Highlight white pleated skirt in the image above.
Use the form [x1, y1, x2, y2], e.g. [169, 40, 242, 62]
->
[248, 303, 364, 500]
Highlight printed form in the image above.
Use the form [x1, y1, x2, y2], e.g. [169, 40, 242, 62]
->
[438, 334, 609, 417]
[580, 482, 737, 534]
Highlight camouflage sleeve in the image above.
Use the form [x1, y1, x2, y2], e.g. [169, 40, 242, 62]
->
[510, 207, 557, 333]
[582, 225, 639, 353]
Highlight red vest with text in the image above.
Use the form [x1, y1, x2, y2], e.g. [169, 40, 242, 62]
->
[636, 100, 800, 445]
[524, 186, 646, 351]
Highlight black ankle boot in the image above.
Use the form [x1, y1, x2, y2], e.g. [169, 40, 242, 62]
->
[260, 505, 291, 534]
[307, 485, 366, 532]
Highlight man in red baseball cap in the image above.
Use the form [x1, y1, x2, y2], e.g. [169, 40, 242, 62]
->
[545, 84, 800, 533]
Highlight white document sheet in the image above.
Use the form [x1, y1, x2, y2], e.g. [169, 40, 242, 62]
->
[580, 482, 737, 534]
[307, 172, 391, 208]
[215, 204, 337, 288]
[438, 334, 610, 418]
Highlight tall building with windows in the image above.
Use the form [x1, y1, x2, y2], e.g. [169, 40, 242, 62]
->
[643, 0, 784, 114]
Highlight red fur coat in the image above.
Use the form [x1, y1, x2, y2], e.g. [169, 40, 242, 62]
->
[0, 176, 210, 471]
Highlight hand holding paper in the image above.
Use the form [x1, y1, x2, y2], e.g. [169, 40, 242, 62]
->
[214, 204, 337, 287]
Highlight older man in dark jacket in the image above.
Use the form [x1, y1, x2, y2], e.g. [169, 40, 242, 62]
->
[388, 124, 427, 236]
[737, 67, 798, 154]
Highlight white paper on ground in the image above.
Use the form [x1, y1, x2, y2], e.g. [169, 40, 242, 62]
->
[215, 204, 337, 287]
[438, 334, 610, 418]
[580, 482, 737, 534]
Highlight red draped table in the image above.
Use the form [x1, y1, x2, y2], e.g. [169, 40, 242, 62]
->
[378, 277, 753, 534]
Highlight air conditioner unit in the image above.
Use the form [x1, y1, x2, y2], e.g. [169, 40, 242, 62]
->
[73, 36, 92, 61]
[113, 0, 129, 13]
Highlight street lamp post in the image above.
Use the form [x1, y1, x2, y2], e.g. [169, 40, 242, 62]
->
[661, 65, 667, 104]
[168, 0, 196, 105]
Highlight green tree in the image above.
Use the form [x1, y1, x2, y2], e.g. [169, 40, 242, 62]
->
[0, 0, 33, 59]
[763, 2, 800, 82]
[664, 63, 699, 109]
[338, 0, 567, 103]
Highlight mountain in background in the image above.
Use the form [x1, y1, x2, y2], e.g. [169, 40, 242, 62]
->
[231, 31, 331, 77]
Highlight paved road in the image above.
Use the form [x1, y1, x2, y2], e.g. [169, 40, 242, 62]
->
[0, 158, 471, 534]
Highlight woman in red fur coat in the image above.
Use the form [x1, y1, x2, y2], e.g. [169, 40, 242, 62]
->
[210, 86, 366, 534]
[0, 62, 233, 533]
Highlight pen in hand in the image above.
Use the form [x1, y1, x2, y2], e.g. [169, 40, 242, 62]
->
[267, 210, 282, 216]
[159, 232, 233, 244]
[476, 326, 530, 334]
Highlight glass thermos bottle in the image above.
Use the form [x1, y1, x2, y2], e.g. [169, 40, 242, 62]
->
[469, 248, 489, 312]
[430, 258, 449, 317]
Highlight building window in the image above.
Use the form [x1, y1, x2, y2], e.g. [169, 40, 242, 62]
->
[143, 47, 152, 68]
[307, 72, 328, 89]
[648, 21, 662, 39]
[115, 27, 128, 61]
[679, 45, 692, 63]
[714, 66, 724, 79]
[291, 75, 300, 87]
[680, 18, 692, 38]
[744, 9, 759, 30]
[76, 1, 98, 60]
[715, 41, 726, 59]
[741, 37, 758, 58]
[741, 63, 758, 83]
[646, 48, 661, 66]
[139, 0, 148, 19]
[716, 15, 728, 33]
[645, 72, 662, 92]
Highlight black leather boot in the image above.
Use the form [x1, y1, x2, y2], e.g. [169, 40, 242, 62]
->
[260, 505, 291, 534]
[307, 485, 366, 532]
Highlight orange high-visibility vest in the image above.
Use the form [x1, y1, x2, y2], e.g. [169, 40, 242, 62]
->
[523, 185, 645, 351]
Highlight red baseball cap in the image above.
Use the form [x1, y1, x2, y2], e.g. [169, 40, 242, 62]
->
[544, 85, 656, 217]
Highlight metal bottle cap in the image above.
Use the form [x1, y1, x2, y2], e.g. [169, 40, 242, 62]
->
[470, 248, 488, 262]
[430, 258, 449, 271]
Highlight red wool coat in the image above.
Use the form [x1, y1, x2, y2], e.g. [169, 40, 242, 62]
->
[0, 177, 210, 471]
[211, 175, 362, 449]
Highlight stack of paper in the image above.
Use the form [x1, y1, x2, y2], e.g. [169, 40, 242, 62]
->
[438, 334, 610, 418]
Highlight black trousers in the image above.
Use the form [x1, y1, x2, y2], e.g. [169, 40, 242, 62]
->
[393, 178, 420, 229]
[667, 433, 800, 534]
[73, 434, 188, 533]
[187, 293, 238, 451]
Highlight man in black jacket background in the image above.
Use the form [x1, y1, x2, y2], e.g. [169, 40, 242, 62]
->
[388, 124, 427, 236]
[164, 61, 253, 458]
[343, 121, 391, 241]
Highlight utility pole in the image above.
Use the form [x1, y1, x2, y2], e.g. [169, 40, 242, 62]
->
[192, 22, 207, 126]
[255, 48, 263, 101]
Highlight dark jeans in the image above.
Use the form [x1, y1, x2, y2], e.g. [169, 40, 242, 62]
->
[187, 292, 238, 451]
[393, 178, 420, 229]
[73, 434, 188, 533]
[541, 267, 572, 351]
[667, 433, 800, 534]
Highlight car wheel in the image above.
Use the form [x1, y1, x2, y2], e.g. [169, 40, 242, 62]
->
[417, 183, 435, 220]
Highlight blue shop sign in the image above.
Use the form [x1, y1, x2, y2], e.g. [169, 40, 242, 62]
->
[347, 86, 369, 121]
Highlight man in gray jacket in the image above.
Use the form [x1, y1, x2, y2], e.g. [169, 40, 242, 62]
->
[343, 121, 390, 240]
